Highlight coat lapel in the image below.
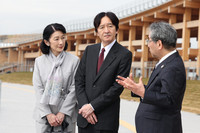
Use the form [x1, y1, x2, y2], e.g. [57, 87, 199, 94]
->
[93, 42, 118, 83]
[146, 51, 179, 88]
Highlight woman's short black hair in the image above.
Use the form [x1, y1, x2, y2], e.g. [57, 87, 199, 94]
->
[40, 23, 68, 54]
[93, 12, 119, 32]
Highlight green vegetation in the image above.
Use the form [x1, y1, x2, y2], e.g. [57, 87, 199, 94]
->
[0, 72, 33, 85]
[0, 72, 200, 114]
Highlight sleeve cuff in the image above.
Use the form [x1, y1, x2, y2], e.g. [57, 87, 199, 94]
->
[89, 103, 95, 111]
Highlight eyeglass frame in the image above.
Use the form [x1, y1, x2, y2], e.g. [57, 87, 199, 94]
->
[145, 39, 153, 44]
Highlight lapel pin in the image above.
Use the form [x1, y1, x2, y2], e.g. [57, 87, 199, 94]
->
[161, 65, 164, 68]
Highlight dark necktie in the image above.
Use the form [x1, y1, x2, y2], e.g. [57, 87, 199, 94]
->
[97, 48, 105, 73]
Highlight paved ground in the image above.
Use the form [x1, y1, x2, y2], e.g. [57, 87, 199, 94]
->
[0, 82, 200, 133]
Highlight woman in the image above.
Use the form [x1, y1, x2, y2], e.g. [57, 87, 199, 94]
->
[33, 23, 79, 133]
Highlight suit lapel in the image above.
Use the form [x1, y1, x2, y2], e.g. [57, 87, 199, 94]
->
[146, 51, 179, 88]
[93, 42, 118, 83]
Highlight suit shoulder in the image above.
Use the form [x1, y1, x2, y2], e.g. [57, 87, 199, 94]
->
[86, 43, 100, 49]
[117, 43, 132, 55]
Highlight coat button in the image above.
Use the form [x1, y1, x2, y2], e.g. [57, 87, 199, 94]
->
[93, 85, 96, 88]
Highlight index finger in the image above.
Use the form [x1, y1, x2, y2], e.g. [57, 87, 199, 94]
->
[117, 75, 126, 80]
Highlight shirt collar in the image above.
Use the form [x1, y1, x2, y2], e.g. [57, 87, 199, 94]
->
[156, 49, 177, 68]
[100, 39, 116, 52]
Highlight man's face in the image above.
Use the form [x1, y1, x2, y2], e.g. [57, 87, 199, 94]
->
[97, 16, 118, 46]
[147, 33, 159, 59]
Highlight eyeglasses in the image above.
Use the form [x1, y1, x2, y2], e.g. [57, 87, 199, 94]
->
[146, 39, 153, 44]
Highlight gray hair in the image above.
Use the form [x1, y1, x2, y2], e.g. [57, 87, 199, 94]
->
[149, 21, 177, 49]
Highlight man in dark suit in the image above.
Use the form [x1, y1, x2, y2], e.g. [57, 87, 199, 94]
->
[117, 21, 186, 133]
[75, 12, 132, 133]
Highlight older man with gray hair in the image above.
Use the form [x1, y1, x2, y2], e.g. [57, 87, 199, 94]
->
[117, 21, 186, 133]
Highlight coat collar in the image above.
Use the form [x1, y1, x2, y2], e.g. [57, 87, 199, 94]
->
[146, 51, 179, 88]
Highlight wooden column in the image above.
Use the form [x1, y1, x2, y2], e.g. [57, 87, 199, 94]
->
[0, 48, 7, 64]
[169, 14, 177, 25]
[95, 37, 100, 44]
[182, 8, 191, 61]
[75, 40, 81, 57]
[67, 41, 72, 51]
[86, 40, 90, 44]
[141, 23, 149, 77]
[197, 9, 200, 77]
[8, 48, 18, 63]
[117, 30, 123, 42]
[129, 27, 136, 61]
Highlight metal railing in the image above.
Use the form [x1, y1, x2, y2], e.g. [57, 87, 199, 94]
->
[64, 0, 172, 32]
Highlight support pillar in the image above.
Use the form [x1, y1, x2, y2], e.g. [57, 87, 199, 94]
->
[182, 8, 191, 61]
[141, 23, 149, 77]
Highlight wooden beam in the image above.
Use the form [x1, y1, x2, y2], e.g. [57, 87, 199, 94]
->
[120, 41, 129, 47]
[168, 6, 185, 14]
[129, 20, 144, 26]
[30, 45, 38, 49]
[84, 34, 95, 39]
[119, 25, 130, 30]
[172, 22, 183, 30]
[154, 12, 170, 19]
[141, 16, 155, 22]
[66, 36, 75, 40]
[132, 40, 142, 46]
[75, 35, 84, 40]
[184, 1, 200, 9]
[187, 20, 199, 28]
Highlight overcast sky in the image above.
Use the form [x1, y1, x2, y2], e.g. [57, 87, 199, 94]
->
[0, 0, 136, 35]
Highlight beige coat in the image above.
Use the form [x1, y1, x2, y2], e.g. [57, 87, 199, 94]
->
[33, 52, 79, 133]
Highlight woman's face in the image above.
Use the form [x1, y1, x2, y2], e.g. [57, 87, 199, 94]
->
[46, 31, 65, 56]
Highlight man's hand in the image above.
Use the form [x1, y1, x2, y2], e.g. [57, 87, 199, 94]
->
[116, 73, 145, 98]
[86, 112, 98, 125]
[79, 104, 94, 118]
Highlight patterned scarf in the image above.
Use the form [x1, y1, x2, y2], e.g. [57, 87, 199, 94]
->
[40, 51, 65, 105]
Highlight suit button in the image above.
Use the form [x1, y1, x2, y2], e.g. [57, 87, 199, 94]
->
[93, 85, 96, 88]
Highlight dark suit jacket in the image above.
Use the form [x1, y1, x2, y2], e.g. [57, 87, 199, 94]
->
[75, 42, 132, 131]
[135, 51, 186, 133]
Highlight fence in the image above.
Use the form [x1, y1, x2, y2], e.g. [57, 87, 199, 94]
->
[132, 67, 200, 80]
[0, 64, 34, 74]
